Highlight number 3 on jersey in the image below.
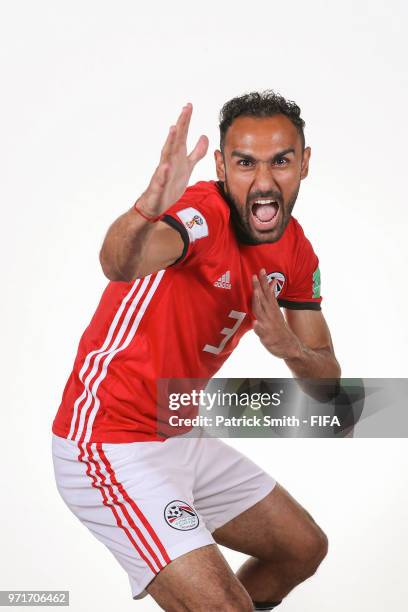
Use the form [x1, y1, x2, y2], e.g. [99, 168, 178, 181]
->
[203, 310, 246, 355]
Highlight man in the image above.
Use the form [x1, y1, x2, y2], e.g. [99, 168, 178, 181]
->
[52, 91, 340, 611]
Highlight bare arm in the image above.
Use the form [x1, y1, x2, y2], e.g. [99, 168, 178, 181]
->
[99, 206, 185, 281]
[282, 307, 340, 379]
[252, 269, 341, 400]
[283, 308, 341, 401]
[99, 104, 209, 281]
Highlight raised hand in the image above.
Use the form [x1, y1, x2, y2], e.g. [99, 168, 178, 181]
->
[139, 103, 209, 217]
[252, 269, 302, 360]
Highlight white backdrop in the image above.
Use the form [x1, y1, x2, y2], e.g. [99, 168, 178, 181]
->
[1, 1, 407, 610]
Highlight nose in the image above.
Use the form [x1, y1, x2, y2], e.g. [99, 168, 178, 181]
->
[252, 161, 278, 193]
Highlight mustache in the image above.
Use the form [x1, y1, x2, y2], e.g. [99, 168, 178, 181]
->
[247, 190, 282, 205]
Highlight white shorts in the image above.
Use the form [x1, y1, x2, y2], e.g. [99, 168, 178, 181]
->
[52, 431, 276, 600]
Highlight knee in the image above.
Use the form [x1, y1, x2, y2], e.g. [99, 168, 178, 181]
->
[168, 586, 253, 612]
[209, 584, 253, 612]
[312, 526, 329, 567]
[298, 526, 328, 579]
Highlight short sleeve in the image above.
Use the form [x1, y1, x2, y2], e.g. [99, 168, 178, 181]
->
[278, 222, 323, 311]
[160, 182, 226, 267]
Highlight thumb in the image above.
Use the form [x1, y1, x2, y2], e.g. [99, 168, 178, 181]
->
[188, 135, 209, 166]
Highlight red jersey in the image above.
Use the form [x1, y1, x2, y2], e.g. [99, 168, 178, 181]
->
[52, 180, 322, 443]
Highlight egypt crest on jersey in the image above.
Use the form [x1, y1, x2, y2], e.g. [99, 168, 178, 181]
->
[266, 271, 286, 297]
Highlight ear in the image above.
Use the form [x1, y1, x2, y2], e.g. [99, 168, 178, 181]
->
[214, 149, 226, 181]
[300, 146, 311, 180]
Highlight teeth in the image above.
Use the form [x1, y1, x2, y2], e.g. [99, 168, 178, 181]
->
[254, 199, 276, 204]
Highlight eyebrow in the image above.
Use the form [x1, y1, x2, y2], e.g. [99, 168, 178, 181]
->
[231, 148, 296, 162]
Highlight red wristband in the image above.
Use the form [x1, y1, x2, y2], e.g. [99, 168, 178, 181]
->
[133, 200, 162, 223]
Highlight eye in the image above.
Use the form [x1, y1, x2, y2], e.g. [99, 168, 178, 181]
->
[237, 159, 254, 167]
[274, 157, 289, 166]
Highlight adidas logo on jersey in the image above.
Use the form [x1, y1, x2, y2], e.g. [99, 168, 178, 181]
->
[214, 271, 232, 289]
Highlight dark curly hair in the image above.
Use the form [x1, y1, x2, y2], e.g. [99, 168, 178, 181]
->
[219, 90, 305, 151]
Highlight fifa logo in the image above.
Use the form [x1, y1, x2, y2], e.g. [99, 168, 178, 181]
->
[186, 215, 204, 229]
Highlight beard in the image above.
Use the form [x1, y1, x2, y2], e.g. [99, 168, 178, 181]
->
[220, 178, 300, 245]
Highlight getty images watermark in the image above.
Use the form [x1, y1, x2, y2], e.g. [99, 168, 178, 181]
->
[166, 388, 336, 428]
[168, 389, 340, 428]
[156, 378, 408, 438]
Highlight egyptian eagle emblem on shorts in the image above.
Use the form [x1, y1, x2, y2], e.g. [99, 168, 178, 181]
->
[164, 500, 199, 530]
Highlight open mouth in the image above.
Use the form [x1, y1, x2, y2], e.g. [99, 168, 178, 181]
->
[250, 199, 280, 231]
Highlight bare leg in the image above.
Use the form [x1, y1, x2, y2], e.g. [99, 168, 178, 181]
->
[146, 544, 253, 612]
[212, 483, 328, 604]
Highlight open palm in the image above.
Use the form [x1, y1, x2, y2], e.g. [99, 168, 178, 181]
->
[142, 103, 209, 215]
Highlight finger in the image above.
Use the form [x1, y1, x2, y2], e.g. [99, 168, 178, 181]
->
[252, 275, 268, 319]
[252, 319, 262, 337]
[255, 270, 276, 318]
[174, 103, 193, 148]
[160, 125, 177, 164]
[188, 134, 209, 166]
[268, 279, 282, 309]
[259, 268, 275, 302]
[259, 270, 280, 310]
[268, 279, 278, 300]
[252, 294, 265, 325]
